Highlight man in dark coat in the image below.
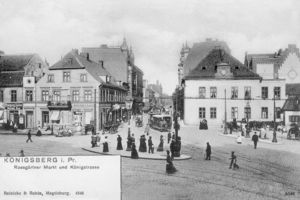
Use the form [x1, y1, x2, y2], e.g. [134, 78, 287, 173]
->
[205, 142, 211, 160]
[229, 151, 237, 169]
[167, 132, 171, 144]
[148, 136, 153, 154]
[252, 132, 259, 149]
[26, 129, 33, 143]
[170, 139, 175, 158]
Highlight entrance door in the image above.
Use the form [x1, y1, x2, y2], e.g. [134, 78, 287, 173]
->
[42, 111, 49, 128]
[26, 111, 34, 128]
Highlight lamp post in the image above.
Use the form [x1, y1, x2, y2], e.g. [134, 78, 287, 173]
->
[272, 89, 278, 143]
[224, 89, 228, 134]
[125, 97, 133, 139]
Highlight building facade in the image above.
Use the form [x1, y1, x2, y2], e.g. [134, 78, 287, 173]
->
[82, 38, 144, 114]
[0, 53, 48, 129]
[183, 49, 285, 127]
[34, 50, 126, 131]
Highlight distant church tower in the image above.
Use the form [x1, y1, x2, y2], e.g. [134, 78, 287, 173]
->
[178, 41, 190, 85]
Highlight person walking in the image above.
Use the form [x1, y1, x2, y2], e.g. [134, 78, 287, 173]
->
[26, 129, 33, 143]
[148, 136, 153, 154]
[103, 136, 109, 152]
[157, 135, 164, 152]
[170, 139, 175, 158]
[19, 150, 25, 157]
[205, 142, 211, 160]
[167, 132, 171, 144]
[116, 135, 123, 150]
[252, 132, 259, 149]
[166, 150, 176, 173]
[229, 151, 237, 169]
[131, 142, 139, 159]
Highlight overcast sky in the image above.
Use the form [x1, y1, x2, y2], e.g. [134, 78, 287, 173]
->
[0, 0, 299, 94]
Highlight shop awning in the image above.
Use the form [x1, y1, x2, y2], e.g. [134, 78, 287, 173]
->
[0, 110, 3, 120]
[50, 111, 60, 121]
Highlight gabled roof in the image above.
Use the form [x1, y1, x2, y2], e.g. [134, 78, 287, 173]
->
[0, 71, 24, 87]
[245, 44, 300, 68]
[183, 39, 231, 76]
[184, 49, 261, 80]
[282, 96, 300, 111]
[0, 54, 35, 71]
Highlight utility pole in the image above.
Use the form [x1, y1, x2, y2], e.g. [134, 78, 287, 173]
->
[272, 88, 277, 143]
[224, 89, 228, 134]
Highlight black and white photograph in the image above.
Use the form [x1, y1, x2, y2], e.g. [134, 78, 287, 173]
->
[0, 0, 300, 199]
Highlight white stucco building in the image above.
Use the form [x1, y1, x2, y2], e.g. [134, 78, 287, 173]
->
[183, 48, 285, 127]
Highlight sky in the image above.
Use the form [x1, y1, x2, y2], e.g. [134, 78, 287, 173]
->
[0, 0, 299, 95]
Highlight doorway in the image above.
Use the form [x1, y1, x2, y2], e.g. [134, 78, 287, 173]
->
[42, 111, 49, 128]
[26, 111, 34, 128]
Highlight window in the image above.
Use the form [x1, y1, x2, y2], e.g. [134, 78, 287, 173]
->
[11, 90, 17, 102]
[80, 74, 87, 82]
[210, 87, 217, 98]
[231, 87, 238, 99]
[261, 107, 268, 119]
[276, 107, 281, 119]
[244, 107, 251, 119]
[289, 115, 300, 123]
[274, 87, 280, 99]
[84, 90, 92, 101]
[72, 90, 80, 102]
[199, 87, 206, 98]
[199, 107, 206, 118]
[63, 71, 71, 82]
[47, 74, 54, 82]
[210, 107, 216, 118]
[42, 90, 49, 101]
[261, 87, 268, 99]
[244, 86, 251, 100]
[53, 91, 61, 102]
[0, 90, 3, 102]
[25, 90, 33, 102]
[231, 107, 238, 119]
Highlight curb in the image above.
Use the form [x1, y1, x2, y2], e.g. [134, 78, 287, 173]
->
[81, 148, 192, 161]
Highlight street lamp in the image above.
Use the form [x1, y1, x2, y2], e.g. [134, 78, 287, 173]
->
[224, 89, 228, 134]
[272, 89, 278, 143]
[125, 97, 133, 138]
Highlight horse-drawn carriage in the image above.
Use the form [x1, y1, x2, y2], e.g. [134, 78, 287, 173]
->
[103, 122, 120, 134]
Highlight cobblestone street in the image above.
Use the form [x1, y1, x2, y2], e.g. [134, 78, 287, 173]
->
[1, 122, 300, 200]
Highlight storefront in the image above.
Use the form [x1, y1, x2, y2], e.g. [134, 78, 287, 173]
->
[4, 103, 23, 127]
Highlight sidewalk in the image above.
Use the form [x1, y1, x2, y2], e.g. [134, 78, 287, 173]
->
[81, 119, 192, 160]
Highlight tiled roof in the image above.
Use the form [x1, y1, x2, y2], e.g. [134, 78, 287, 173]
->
[81, 47, 128, 82]
[0, 54, 35, 71]
[0, 71, 24, 87]
[282, 96, 300, 111]
[183, 40, 231, 76]
[286, 84, 300, 96]
[184, 49, 261, 80]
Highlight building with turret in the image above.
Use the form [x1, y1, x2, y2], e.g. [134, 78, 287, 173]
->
[82, 38, 144, 114]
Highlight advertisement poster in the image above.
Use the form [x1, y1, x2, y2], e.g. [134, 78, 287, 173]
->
[0, 0, 300, 200]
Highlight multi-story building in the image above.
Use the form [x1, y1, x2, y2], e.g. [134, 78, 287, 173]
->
[183, 48, 285, 127]
[82, 38, 144, 114]
[34, 50, 127, 131]
[0, 53, 48, 129]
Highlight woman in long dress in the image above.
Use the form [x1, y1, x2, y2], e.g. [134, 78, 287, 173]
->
[157, 135, 164, 152]
[131, 142, 139, 159]
[116, 135, 123, 150]
[103, 136, 109, 152]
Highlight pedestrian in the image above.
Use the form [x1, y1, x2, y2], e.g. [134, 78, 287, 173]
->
[172, 132, 175, 140]
[157, 135, 164, 152]
[26, 129, 33, 143]
[166, 150, 176, 173]
[13, 123, 18, 133]
[167, 132, 171, 144]
[205, 142, 211, 160]
[229, 151, 237, 169]
[148, 136, 154, 154]
[117, 135, 123, 150]
[36, 127, 42, 136]
[170, 139, 175, 158]
[252, 132, 259, 149]
[91, 134, 97, 148]
[103, 136, 109, 152]
[5, 153, 10, 157]
[19, 150, 25, 157]
[131, 142, 139, 159]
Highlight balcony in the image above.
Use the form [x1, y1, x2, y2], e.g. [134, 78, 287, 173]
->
[47, 101, 72, 110]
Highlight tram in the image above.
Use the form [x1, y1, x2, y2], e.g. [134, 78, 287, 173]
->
[149, 114, 172, 132]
